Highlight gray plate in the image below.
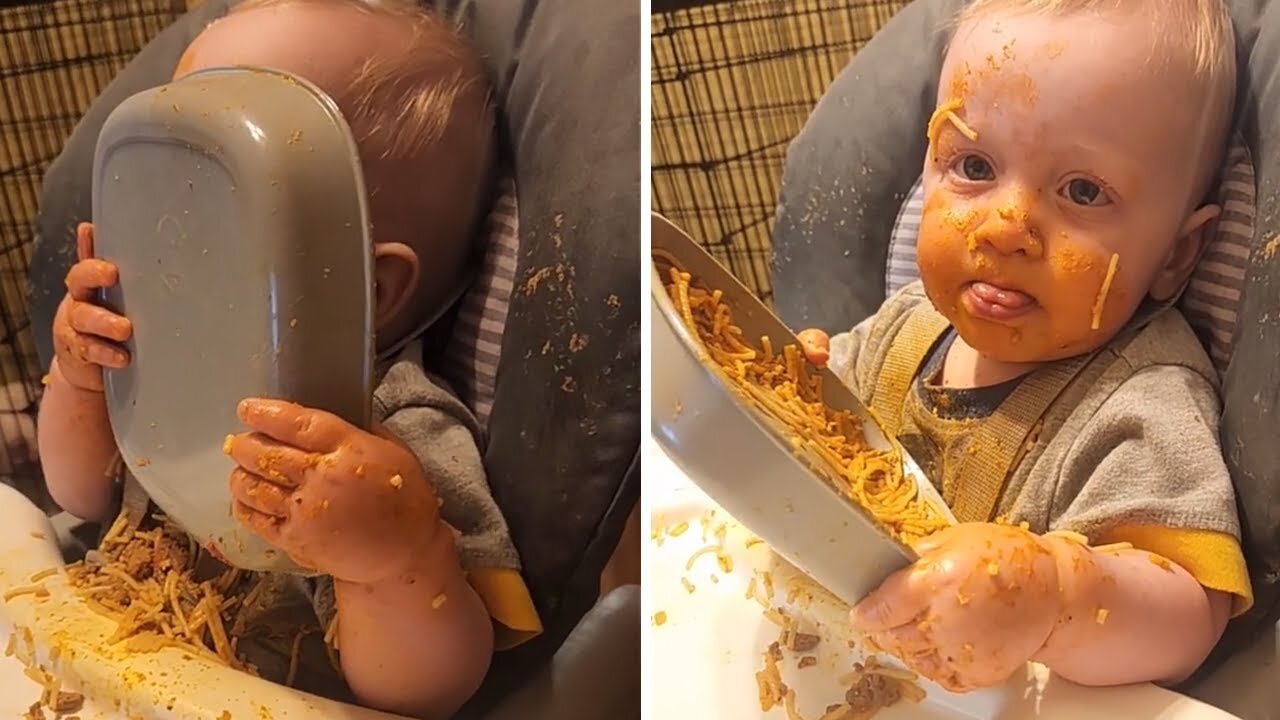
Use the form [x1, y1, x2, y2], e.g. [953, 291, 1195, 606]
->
[650, 213, 955, 606]
[93, 67, 374, 575]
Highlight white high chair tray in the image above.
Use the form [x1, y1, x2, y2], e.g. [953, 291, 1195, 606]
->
[0, 484, 405, 720]
[646, 437, 1246, 720]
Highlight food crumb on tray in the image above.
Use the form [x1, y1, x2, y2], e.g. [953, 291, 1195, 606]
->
[9, 625, 86, 720]
[684, 519, 925, 720]
[755, 616, 926, 720]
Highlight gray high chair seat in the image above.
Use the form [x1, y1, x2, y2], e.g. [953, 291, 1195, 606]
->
[770, 0, 1280, 714]
[24, 0, 640, 718]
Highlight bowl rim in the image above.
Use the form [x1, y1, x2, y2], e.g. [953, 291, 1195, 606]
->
[648, 212, 928, 557]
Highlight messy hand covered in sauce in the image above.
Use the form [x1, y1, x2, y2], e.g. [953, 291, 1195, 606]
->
[849, 522, 1068, 691]
[916, 12, 1224, 368]
[52, 223, 134, 392]
[796, 328, 831, 369]
[223, 398, 446, 584]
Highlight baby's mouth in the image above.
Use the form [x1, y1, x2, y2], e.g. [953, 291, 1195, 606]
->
[963, 281, 1038, 322]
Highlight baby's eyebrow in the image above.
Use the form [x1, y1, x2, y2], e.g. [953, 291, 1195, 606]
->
[927, 98, 980, 145]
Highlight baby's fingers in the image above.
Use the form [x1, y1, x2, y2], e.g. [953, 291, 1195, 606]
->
[229, 468, 291, 519]
[72, 336, 129, 369]
[851, 568, 929, 632]
[65, 259, 119, 300]
[232, 499, 285, 542]
[237, 399, 349, 453]
[222, 431, 312, 489]
[68, 301, 132, 343]
[76, 223, 95, 262]
[796, 328, 830, 368]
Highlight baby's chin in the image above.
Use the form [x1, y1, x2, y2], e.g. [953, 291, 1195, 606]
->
[949, 314, 1114, 366]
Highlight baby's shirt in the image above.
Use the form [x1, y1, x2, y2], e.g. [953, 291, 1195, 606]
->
[827, 281, 1253, 614]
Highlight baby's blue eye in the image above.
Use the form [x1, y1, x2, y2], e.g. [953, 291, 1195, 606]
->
[1063, 179, 1110, 206]
[958, 155, 995, 182]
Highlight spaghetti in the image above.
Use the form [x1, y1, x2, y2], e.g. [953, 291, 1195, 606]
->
[657, 258, 949, 546]
[62, 515, 256, 671]
[1090, 253, 1120, 330]
[927, 97, 978, 146]
[57, 513, 330, 684]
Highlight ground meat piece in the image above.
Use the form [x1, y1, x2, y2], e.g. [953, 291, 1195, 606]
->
[845, 671, 901, 711]
[152, 530, 191, 575]
[117, 538, 154, 580]
[786, 632, 820, 653]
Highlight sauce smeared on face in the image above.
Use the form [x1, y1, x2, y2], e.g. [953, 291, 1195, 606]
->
[916, 12, 1213, 364]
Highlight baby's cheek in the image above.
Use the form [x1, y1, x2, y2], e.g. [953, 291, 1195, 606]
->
[1047, 243, 1142, 337]
[1042, 245, 1107, 314]
[918, 205, 973, 276]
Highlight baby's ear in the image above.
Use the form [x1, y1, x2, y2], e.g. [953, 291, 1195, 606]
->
[1150, 204, 1220, 301]
[372, 242, 420, 330]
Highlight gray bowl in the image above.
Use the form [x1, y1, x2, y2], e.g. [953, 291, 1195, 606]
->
[94, 67, 374, 575]
[650, 213, 954, 606]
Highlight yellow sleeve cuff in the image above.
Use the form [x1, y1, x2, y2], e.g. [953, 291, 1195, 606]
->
[467, 567, 543, 650]
[1098, 525, 1254, 617]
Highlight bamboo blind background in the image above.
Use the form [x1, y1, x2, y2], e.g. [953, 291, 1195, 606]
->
[0, 0, 190, 507]
[651, 0, 908, 303]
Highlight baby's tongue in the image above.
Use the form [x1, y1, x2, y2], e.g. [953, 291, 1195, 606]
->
[970, 281, 1034, 308]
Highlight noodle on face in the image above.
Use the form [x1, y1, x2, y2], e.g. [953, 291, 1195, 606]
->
[659, 260, 949, 547]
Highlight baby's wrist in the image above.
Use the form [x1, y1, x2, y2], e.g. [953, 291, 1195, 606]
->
[1031, 534, 1107, 663]
[50, 357, 108, 396]
[337, 517, 460, 595]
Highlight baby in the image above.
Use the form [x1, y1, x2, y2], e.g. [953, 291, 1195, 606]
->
[36, 0, 539, 717]
[799, 0, 1250, 692]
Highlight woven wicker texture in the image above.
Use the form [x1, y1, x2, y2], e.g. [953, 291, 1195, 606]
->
[651, 0, 907, 303]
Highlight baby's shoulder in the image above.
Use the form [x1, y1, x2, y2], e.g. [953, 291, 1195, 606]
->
[858, 281, 935, 351]
[1051, 307, 1220, 429]
[872, 280, 933, 327]
[1107, 307, 1217, 389]
[1025, 309, 1222, 480]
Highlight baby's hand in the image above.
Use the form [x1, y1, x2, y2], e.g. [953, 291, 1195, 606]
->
[851, 523, 1064, 691]
[223, 398, 444, 584]
[796, 328, 830, 368]
[52, 223, 132, 392]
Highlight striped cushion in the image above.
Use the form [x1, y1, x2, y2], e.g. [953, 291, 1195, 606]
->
[885, 134, 1255, 377]
[438, 175, 519, 427]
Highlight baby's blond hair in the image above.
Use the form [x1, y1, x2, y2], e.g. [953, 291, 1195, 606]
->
[224, 0, 495, 270]
[222, 0, 496, 321]
[231, 0, 493, 168]
[956, 0, 1237, 200]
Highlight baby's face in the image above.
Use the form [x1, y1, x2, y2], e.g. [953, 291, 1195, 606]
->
[917, 11, 1220, 364]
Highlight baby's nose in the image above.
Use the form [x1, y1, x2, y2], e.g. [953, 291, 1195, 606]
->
[972, 203, 1044, 259]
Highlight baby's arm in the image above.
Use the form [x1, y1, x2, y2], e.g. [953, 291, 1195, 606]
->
[854, 365, 1247, 690]
[228, 359, 535, 716]
[38, 361, 119, 521]
[1032, 535, 1230, 686]
[39, 224, 131, 521]
[1035, 362, 1248, 685]
[330, 365, 531, 718]
[333, 514, 493, 719]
